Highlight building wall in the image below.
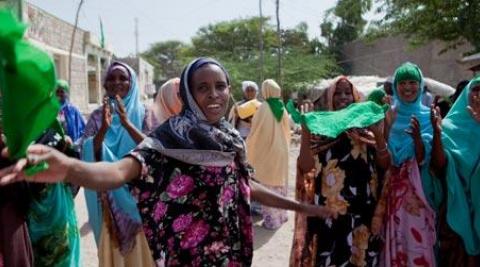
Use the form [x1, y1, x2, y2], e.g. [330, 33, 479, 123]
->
[24, 3, 90, 113]
[342, 36, 474, 87]
[22, 3, 113, 115]
[118, 57, 155, 98]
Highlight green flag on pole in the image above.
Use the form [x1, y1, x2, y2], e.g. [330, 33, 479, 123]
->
[0, 9, 59, 161]
[99, 17, 105, 48]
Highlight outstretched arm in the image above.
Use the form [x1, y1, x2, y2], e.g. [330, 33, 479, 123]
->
[0, 144, 140, 191]
[250, 180, 337, 219]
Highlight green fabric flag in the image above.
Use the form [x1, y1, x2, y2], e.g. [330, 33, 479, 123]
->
[303, 102, 386, 138]
[367, 87, 386, 105]
[99, 18, 105, 49]
[286, 99, 302, 124]
[286, 101, 385, 138]
[266, 97, 284, 122]
[0, 9, 59, 160]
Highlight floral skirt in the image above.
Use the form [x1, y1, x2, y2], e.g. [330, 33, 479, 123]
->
[379, 160, 436, 267]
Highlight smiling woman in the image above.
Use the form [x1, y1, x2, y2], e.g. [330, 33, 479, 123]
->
[189, 64, 230, 124]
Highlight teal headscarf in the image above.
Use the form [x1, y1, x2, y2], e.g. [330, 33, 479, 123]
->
[431, 77, 480, 255]
[388, 62, 433, 166]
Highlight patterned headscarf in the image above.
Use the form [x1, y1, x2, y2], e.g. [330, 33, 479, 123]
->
[144, 57, 247, 167]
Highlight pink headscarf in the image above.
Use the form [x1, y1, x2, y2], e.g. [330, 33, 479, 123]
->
[154, 78, 182, 124]
[326, 76, 362, 111]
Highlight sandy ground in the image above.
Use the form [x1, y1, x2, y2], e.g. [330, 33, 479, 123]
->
[76, 145, 300, 267]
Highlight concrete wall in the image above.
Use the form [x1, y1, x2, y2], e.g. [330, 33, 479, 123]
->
[23, 3, 112, 115]
[25, 3, 89, 112]
[118, 57, 155, 98]
[342, 36, 474, 87]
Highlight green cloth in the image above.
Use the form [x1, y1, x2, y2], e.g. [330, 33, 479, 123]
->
[286, 99, 386, 138]
[286, 99, 301, 124]
[367, 87, 386, 106]
[394, 62, 422, 83]
[0, 9, 59, 159]
[426, 76, 480, 255]
[28, 184, 80, 267]
[57, 79, 69, 93]
[266, 97, 284, 122]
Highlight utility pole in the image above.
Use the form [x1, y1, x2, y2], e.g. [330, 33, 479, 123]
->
[68, 0, 84, 86]
[134, 17, 139, 57]
[275, 0, 282, 87]
[258, 0, 264, 82]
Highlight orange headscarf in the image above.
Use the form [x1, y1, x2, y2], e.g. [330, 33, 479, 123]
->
[154, 78, 182, 124]
[326, 76, 362, 111]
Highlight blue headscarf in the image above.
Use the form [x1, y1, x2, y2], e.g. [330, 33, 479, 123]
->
[388, 62, 433, 166]
[57, 80, 86, 142]
[82, 61, 145, 254]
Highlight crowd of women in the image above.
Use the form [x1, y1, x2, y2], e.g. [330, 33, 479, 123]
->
[0, 53, 479, 267]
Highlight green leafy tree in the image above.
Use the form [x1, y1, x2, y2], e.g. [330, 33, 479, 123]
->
[142, 40, 189, 81]
[370, 0, 480, 53]
[320, 0, 372, 58]
[142, 17, 340, 99]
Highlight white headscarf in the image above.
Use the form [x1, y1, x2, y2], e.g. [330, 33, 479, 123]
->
[241, 81, 259, 93]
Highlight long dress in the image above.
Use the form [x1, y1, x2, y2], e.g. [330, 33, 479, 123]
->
[81, 107, 154, 267]
[28, 128, 81, 267]
[127, 136, 253, 266]
[427, 77, 480, 266]
[374, 159, 436, 267]
[291, 134, 382, 267]
[378, 62, 436, 267]
[246, 87, 291, 230]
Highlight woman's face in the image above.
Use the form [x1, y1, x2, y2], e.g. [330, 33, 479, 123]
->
[244, 86, 257, 101]
[469, 85, 480, 113]
[333, 79, 354, 110]
[397, 80, 420, 103]
[105, 67, 131, 98]
[191, 64, 230, 124]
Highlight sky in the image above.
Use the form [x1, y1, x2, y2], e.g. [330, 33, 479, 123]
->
[27, 0, 339, 56]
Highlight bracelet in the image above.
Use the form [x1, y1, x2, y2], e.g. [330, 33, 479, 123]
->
[376, 146, 389, 157]
[376, 145, 388, 153]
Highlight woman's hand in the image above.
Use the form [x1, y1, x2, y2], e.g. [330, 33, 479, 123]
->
[300, 203, 338, 219]
[405, 116, 422, 143]
[468, 93, 480, 122]
[101, 97, 113, 131]
[430, 104, 442, 134]
[0, 145, 72, 186]
[406, 116, 425, 164]
[116, 95, 129, 127]
[347, 128, 376, 147]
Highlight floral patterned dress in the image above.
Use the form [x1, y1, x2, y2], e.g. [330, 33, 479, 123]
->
[128, 145, 253, 267]
[305, 134, 382, 267]
[373, 159, 436, 267]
